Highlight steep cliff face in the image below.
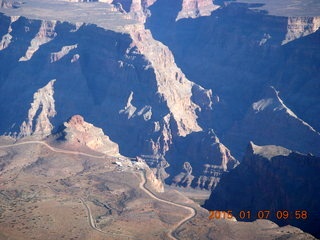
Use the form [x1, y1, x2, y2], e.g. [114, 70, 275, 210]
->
[176, 0, 220, 21]
[146, 1, 320, 158]
[282, 16, 320, 44]
[125, 0, 212, 137]
[1, 0, 319, 197]
[0, 7, 229, 191]
[204, 142, 320, 238]
[224, 86, 320, 157]
[19, 20, 57, 61]
[0, 15, 19, 50]
[119, 0, 231, 188]
[167, 130, 239, 189]
[129, 27, 205, 137]
[19, 80, 56, 138]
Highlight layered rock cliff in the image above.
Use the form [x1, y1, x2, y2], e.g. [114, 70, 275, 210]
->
[176, 0, 220, 21]
[0, 0, 319, 198]
[204, 142, 320, 238]
[0, 7, 227, 191]
[129, 27, 205, 137]
[19, 80, 56, 138]
[282, 16, 320, 44]
[167, 130, 239, 189]
[146, 0, 320, 158]
[0, 15, 19, 50]
[224, 86, 320, 157]
[19, 20, 57, 61]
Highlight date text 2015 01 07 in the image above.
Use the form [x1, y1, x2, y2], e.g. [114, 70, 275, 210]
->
[208, 210, 308, 220]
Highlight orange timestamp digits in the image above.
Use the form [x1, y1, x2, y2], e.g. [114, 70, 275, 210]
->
[208, 210, 233, 220]
[208, 210, 308, 220]
[276, 210, 308, 220]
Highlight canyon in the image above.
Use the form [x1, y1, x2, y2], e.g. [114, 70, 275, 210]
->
[0, 0, 319, 238]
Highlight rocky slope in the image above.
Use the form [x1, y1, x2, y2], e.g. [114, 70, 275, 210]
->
[176, 0, 220, 21]
[166, 129, 239, 189]
[0, 0, 320, 238]
[0, 0, 319, 192]
[282, 16, 320, 44]
[0, 135, 315, 239]
[224, 86, 320, 157]
[19, 79, 57, 138]
[204, 142, 320, 238]
[0, 0, 236, 190]
[146, 0, 320, 159]
[57, 115, 120, 156]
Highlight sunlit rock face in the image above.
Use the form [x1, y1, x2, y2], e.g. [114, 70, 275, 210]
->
[282, 16, 320, 44]
[19, 80, 56, 138]
[176, 0, 220, 21]
[146, 0, 320, 159]
[19, 20, 57, 61]
[0, 0, 319, 196]
[59, 115, 120, 156]
[0, 15, 19, 50]
[0, 11, 228, 190]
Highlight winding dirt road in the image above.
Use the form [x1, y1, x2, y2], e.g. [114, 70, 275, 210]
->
[0, 140, 106, 158]
[1, 140, 197, 239]
[137, 170, 197, 240]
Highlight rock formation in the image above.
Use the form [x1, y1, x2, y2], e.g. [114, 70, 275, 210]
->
[0, 0, 319, 202]
[225, 86, 320, 157]
[59, 115, 120, 156]
[146, 0, 320, 159]
[176, 0, 220, 21]
[128, 25, 209, 137]
[204, 142, 320, 238]
[282, 16, 320, 45]
[0, 15, 19, 50]
[19, 20, 57, 61]
[19, 80, 56, 138]
[168, 130, 239, 189]
[50, 44, 78, 63]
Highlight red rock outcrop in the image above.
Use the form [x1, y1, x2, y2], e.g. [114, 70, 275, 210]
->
[62, 115, 120, 156]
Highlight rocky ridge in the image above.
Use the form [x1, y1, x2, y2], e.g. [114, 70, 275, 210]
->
[225, 86, 320, 157]
[50, 44, 78, 63]
[204, 142, 320, 238]
[0, 15, 19, 50]
[19, 20, 57, 61]
[0, 0, 319, 195]
[168, 130, 239, 189]
[282, 16, 320, 44]
[176, 0, 220, 21]
[59, 115, 120, 156]
[121, 0, 230, 188]
[19, 80, 56, 138]
[126, 0, 213, 137]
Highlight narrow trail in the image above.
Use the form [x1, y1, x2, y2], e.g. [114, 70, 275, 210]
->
[137, 170, 197, 240]
[1, 140, 197, 239]
[0, 140, 134, 239]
